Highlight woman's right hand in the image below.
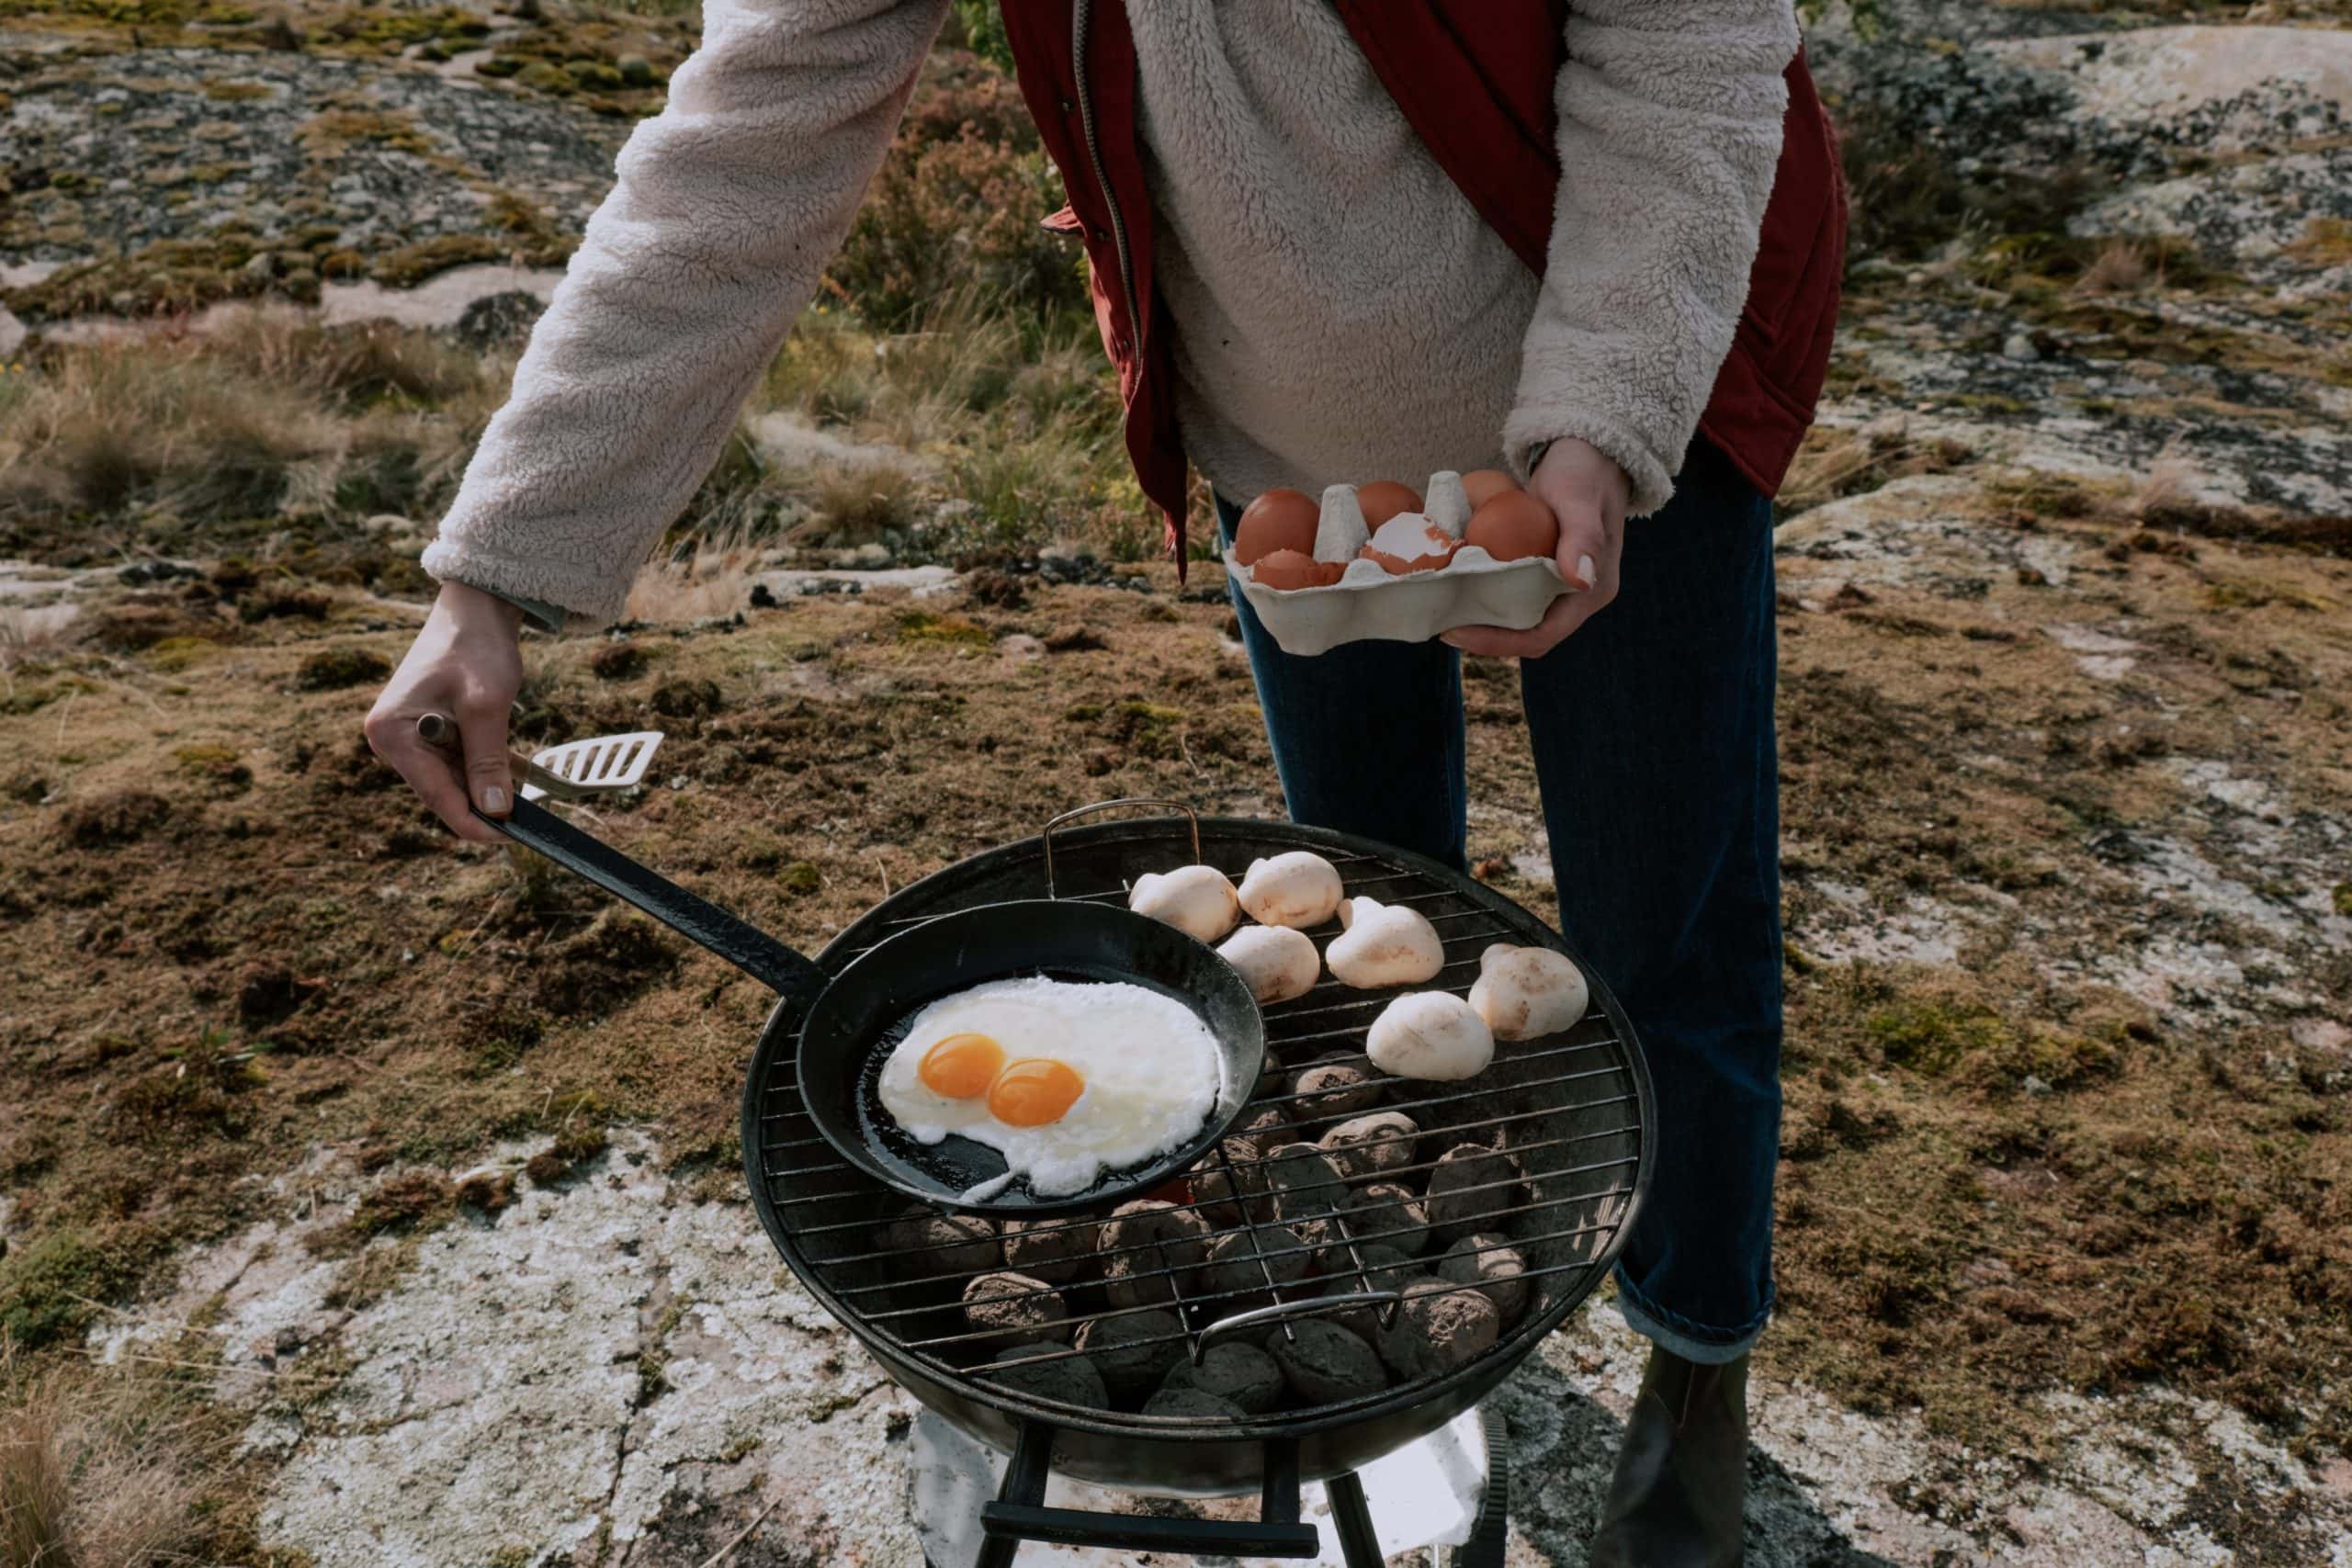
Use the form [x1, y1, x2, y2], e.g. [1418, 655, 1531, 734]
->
[363, 581, 527, 844]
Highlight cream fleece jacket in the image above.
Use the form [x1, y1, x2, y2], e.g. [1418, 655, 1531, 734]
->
[424, 0, 1797, 627]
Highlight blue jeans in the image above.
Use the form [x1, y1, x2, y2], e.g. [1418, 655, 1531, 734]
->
[1218, 437, 1781, 1363]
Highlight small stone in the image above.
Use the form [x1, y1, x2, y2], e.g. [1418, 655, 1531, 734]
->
[1099, 1200, 1211, 1309]
[616, 53, 655, 85]
[963, 1272, 1069, 1348]
[1261, 1143, 1350, 1228]
[1425, 1145, 1522, 1243]
[1159, 1342, 1283, 1416]
[1143, 1386, 1246, 1420]
[1001, 1217, 1092, 1285]
[241, 251, 277, 281]
[1073, 1308, 1185, 1404]
[2022, 1074, 2054, 1098]
[1290, 1054, 1383, 1122]
[1437, 1234, 1529, 1324]
[2002, 332, 2040, 362]
[1199, 1224, 1311, 1309]
[1374, 1279, 1500, 1380]
[1313, 1244, 1419, 1340]
[1191, 1138, 1275, 1229]
[888, 1208, 999, 1276]
[978, 1348, 1108, 1410]
[1341, 1182, 1429, 1258]
[1270, 1319, 1388, 1404]
[1319, 1111, 1419, 1181]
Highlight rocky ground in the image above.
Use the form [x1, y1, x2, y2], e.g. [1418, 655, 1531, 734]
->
[4, 1, 2350, 1565]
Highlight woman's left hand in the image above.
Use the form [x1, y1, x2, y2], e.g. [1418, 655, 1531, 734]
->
[1442, 436, 1629, 660]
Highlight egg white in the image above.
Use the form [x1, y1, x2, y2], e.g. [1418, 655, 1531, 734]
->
[877, 976, 1223, 1197]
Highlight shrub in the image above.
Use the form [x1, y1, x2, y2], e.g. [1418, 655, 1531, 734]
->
[831, 51, 1087, 333]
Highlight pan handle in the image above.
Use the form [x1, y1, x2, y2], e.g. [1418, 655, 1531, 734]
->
[481, 798, 828, 1002]
[1039, 797, 1202, 898]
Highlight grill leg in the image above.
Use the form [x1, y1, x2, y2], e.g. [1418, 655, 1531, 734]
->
[1324, 1472, 1382, 1568]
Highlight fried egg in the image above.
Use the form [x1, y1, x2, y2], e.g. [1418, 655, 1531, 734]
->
[877, 976, 1224, 1197]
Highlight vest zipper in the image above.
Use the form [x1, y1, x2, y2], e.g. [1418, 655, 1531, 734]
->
[1070, 0, 1143, 357]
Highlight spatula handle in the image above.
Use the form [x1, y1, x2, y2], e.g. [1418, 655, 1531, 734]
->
[414, 712, 589, 801]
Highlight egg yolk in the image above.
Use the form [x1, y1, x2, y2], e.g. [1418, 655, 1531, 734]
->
[987, 1057, 1086, 1127]
[918, 1032, 1007, 1099]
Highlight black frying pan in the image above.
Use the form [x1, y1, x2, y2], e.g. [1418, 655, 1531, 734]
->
[438, 773, 1265, 1217]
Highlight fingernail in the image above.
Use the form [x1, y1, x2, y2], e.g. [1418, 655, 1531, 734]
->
[1576, 554, 1596, 589]
[481, 785, 509, 814]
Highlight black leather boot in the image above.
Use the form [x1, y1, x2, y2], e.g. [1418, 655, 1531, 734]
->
[1589, 1346, 1748, 1567]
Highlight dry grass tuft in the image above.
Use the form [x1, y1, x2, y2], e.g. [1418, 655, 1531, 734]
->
[0, 1355, 207, 1568]
[2135, 446, 2203, 521]
[625, 522, 765, 625]
[0, 606, 81, 669]
[2075, 239, 2150, 296]
[1778, 424, 1973, 516]
[810, 464, 919, 542]
[0, 315, 509, 572]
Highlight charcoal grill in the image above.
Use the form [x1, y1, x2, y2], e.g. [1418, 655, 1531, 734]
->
[741, 803, 1655, 1564]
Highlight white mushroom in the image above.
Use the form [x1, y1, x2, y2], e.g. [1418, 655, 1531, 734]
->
[1216, 925, 1320, 1005]
[1237, 852, 1343, 929]
[1365, 992, 1495, 1082]
[1422, 471, 1472, 538]
[1466, 944, 1589, 1041]
[1325, 897, 1443, 988]
[1313, 483, 1369, 563]
[1128, 865, 1240, 943]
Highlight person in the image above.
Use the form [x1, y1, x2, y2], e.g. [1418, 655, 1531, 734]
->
[366, 3, 1844, 1561]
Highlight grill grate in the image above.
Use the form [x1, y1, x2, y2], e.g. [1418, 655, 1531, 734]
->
[749, 817, 1648, 1433]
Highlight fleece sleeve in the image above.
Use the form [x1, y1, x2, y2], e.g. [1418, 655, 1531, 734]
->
[1503, 0, 1799, 516]
[420, 0, 950, 626]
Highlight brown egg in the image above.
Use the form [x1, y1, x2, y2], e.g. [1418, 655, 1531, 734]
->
[1355, 480, 1423, 529]
[1251, 549, 1345, 591]
[1464, 491, 1560, 563]
[1461, 469, 1520, 510]
[1234, 489, 1320, 567]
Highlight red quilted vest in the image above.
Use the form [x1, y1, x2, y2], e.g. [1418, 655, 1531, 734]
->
[997, 1, 1847, 567]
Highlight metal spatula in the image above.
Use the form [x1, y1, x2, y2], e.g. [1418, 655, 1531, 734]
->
[415, 714, 664, 803]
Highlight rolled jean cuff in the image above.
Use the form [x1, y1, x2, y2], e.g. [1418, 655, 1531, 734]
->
[1612, 1265, 1771, 1366]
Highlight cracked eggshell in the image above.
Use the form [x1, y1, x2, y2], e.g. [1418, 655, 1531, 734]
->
[1313, 484, 1370, 563]
[1467, 944, 1589, 1041]
[1325, 897, 1443, 988]
[1128, 865, 1240, 943]
[1365, 992, 1495, 1082]
[1216, 925, 1319, 1005]
[1361, 513, 1461, 575]
[1238, 852, 1343, 929]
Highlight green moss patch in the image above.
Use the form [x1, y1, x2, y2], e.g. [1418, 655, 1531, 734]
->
[0, 1225, 156, 1349]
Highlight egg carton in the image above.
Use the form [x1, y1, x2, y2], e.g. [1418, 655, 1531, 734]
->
[1225, 471, 1568, 657]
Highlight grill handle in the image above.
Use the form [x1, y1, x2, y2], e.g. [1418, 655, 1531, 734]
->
[978, 1419, 1321, 1562]
[1039, 797, 1203, 897]
[1195, 1291, 1405, 1359]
